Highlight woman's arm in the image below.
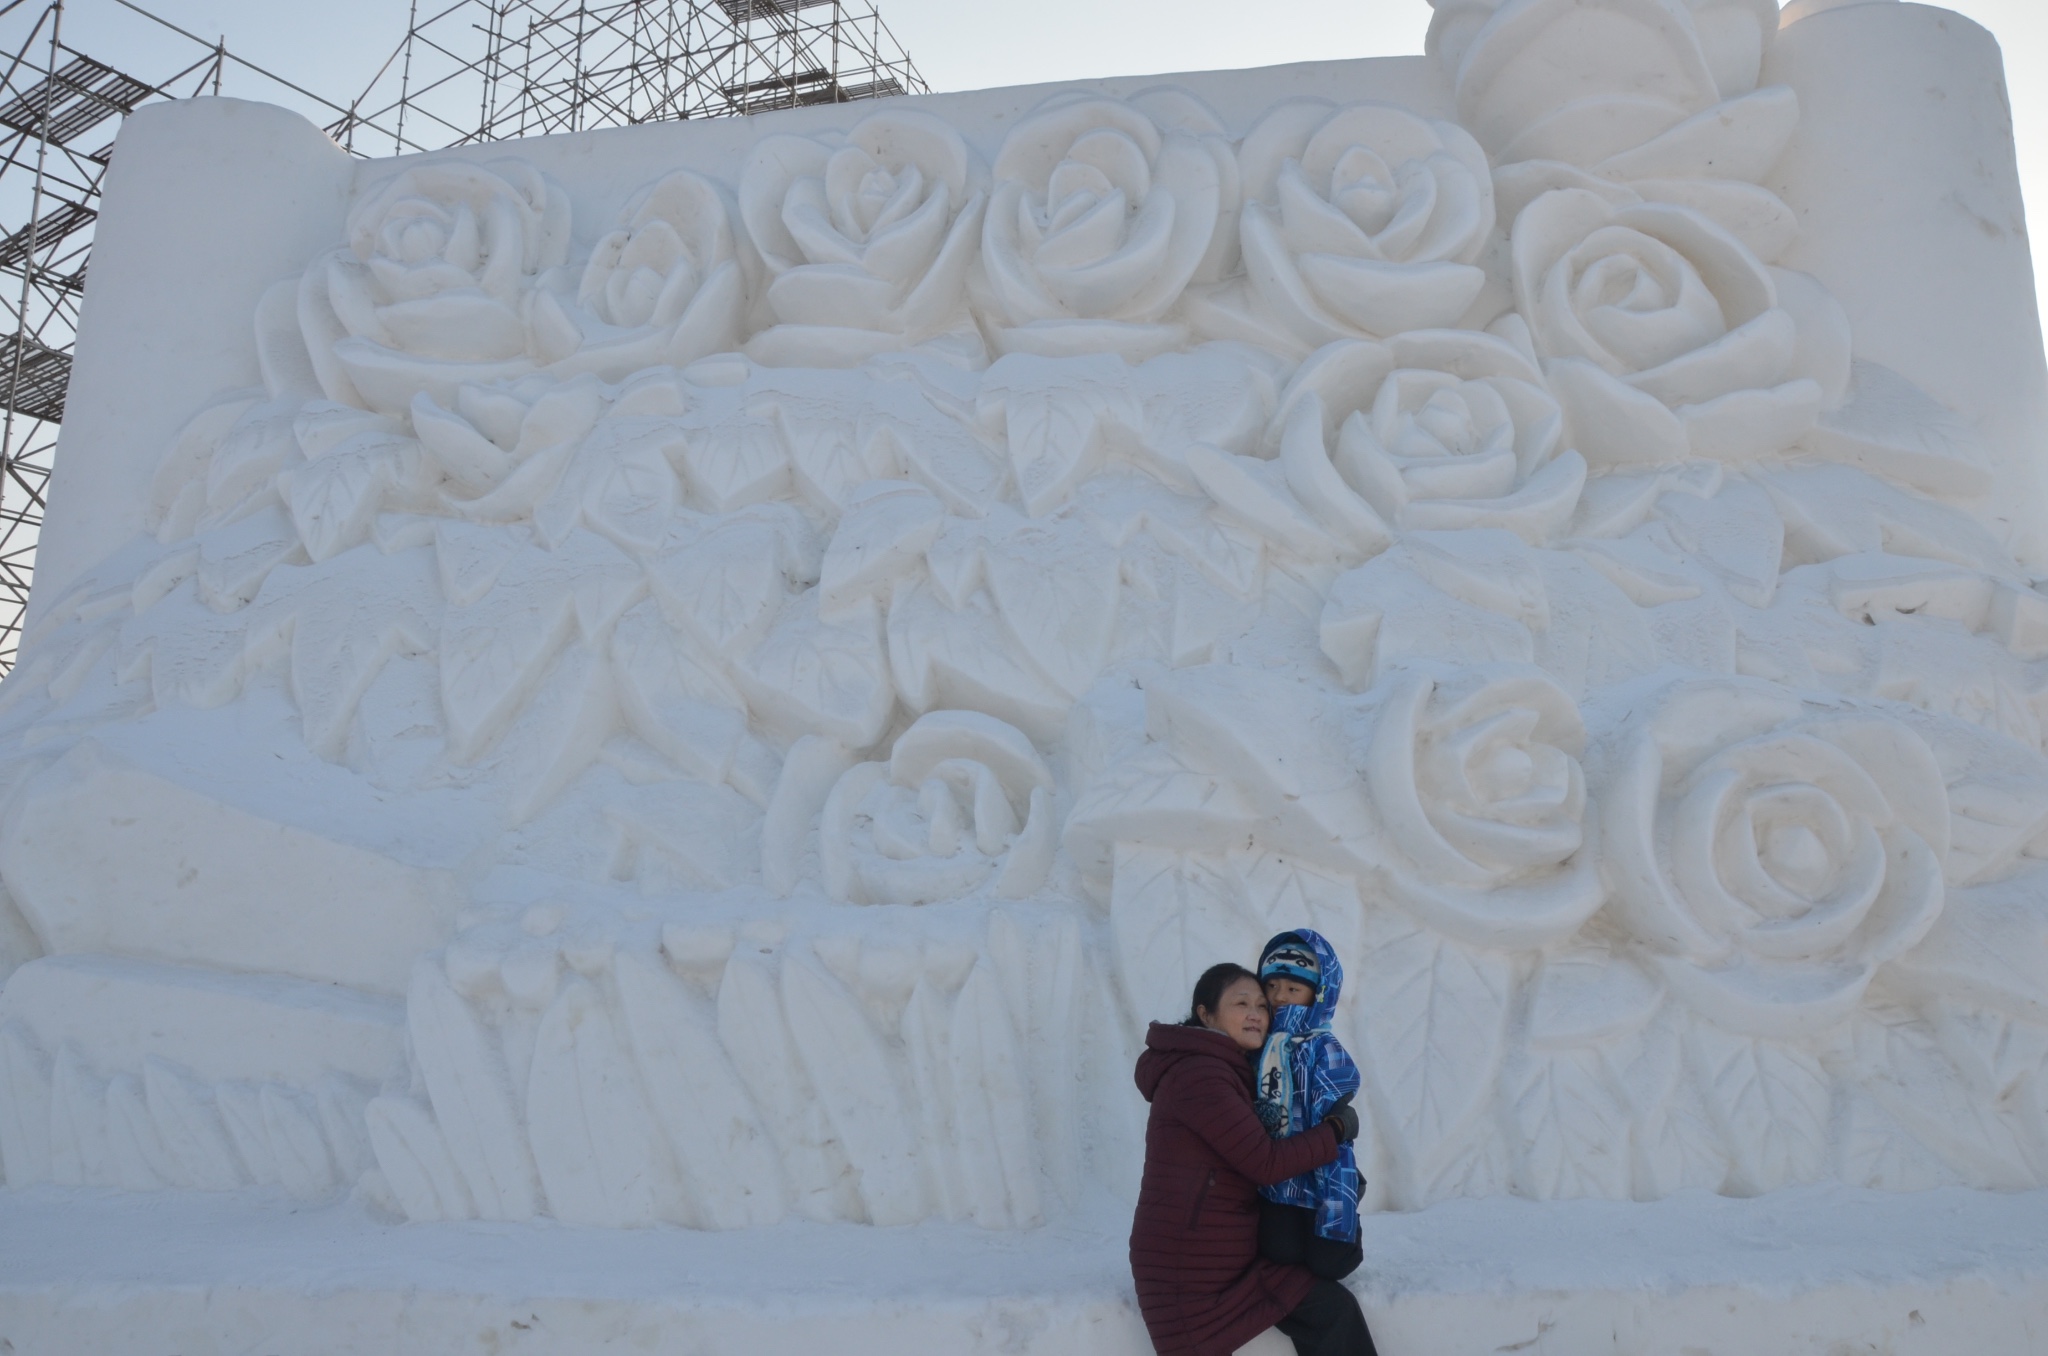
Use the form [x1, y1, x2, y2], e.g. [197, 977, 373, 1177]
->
[1175, 1064, 1339, 1187]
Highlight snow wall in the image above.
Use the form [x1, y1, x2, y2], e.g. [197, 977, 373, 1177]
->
[5, 0, 2048, 1240]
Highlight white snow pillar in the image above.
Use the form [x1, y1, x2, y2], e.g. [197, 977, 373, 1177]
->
[1767, 3, 2048, 561]
[28, 98, 352, 622]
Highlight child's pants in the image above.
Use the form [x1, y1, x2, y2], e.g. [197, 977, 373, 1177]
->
[1257, 1199, 1363, 1280]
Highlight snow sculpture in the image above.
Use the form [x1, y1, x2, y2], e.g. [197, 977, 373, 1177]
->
[4, 0, 2048, 1235]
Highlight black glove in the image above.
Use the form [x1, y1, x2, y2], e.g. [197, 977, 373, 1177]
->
[1322, 1094, 1359, 1145]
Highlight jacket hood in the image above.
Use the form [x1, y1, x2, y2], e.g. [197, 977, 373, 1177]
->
[1135, 1021, 1252, 1102]
[1260, 928, 1344, 1028]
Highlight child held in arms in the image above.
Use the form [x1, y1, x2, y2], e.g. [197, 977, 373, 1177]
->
[1254, 930, 1364, 1279]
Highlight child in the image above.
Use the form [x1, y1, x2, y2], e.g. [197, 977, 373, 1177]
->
[1253, 929, 1364, 1280]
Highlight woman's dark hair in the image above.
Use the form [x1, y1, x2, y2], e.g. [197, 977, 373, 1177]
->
[1184, 962, 1260, 1026]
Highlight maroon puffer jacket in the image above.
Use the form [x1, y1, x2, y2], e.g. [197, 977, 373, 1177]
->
[1128, 1021, 1341, 1356]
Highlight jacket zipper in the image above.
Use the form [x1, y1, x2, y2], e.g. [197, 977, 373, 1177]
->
[1186, 1168, 1215, 1229]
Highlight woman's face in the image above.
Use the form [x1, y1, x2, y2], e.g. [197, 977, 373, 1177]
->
[1199, 977, 1270, 1051]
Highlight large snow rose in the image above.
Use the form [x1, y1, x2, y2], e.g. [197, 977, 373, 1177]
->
[820, 710, 1057, 905]
[1513, 189, 1843, 466]
[527, 170, 746, 381]
[1365, 665, 1603, 949]
[1437, 0, 1783, 165]
[739, 111, 989, 367]
[1236, 100, 1495, 350]
[977, 92, 1233, 359]
[1274, 331, 1585, 548]
[1435, 0, 1797, 257]
[306, 162, 570, 415]
[1603, 679, 1951, 1037]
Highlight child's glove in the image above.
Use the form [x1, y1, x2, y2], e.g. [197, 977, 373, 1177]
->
[1322, 1094, 1359, 1145]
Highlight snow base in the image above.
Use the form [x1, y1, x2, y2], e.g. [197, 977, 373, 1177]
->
[2, 1185, 2046, 1355]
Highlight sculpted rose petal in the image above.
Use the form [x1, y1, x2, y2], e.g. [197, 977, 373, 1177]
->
[1601, 679, 1952, 1034]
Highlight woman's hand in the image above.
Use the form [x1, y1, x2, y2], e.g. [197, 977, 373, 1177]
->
[1321, 1094, 1360, 1145]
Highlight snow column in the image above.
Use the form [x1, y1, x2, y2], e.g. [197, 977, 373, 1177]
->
[1768, 2, 2048, 562]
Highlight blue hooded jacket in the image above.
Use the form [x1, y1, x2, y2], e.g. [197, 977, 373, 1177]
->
[1254, 928, 1362, 1242]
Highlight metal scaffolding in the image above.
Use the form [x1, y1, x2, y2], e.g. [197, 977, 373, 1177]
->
[0, 0, 925, 672]
[330, 0, 927, 157]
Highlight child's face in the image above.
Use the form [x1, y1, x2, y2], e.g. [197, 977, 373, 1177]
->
[1264, 975, 1316, 1009]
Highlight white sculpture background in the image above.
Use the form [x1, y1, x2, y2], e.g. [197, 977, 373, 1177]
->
[5, 0, 2048, 1227]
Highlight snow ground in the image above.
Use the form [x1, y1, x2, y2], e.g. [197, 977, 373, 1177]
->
[1, 1183, 2045, 1354]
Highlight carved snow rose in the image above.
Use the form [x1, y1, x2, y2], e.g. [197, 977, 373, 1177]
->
[1603, 679, 1951, 1037]
[1274, 332, 1585, 547]
[1438, 0, 1782, 166]
[820, 710, 1057, 905]
[527, 170, 746, 381]
[1365, 665, 1604, 948]
[309, 161, 571, 415]
[1512, 188, 1841, 466]
[1237, 100, 1496, 349]
[978, 92, 1233, 359]
[740, 110, 989, 367]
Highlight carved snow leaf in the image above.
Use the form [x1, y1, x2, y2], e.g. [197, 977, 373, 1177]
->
[647, 512, 800, 660]
[1608, 1018, 1730, 1199]
[408, 958, 541, 1221]
[217, 1083, 278, 1187]
[610, 601, 753, 785]
[1349, 912, 1513, 1207]
[1653, 479, 1784, 608]
[1927, 1001, 2048, 1101]
[901, 976, 966, 1220]
[886, 578, 1069, 740]
[1804, 360, 1997, 500]
[1851, 1008, 2042, 1189]
[1688, 1025, 1831, 1193]
[819, 482, 945, 618]
[607, 779, 761, 891]
[739, 591, 895, 749]
[1110, 845, 1267, 1030]
[261, 1083, 334, 1198]
[142, 1058, 240, 1192]
[988, 908, 1085, 1206]
[365, 1094, 474, 1221]
[278, 434, 409, 563]
[781, 948, 925, 1226]
[1226, 850, 1363, 967]
[947, 961, 1044, 1228]
[0, 1022, 51, 1184]
[1063, 746, 1260, 895]
[527, 976, 673, 1228]
[715, 951, 859, 1222]
[614, 949, 785, 1229]
[275, 546, 441, 758]
[440, 535, 641, 762]
[980, 353, 1140, 517]
[1512, 1050, 1633, 1201]
[776, 402, 899, 509]
[1071, 475, 1271, 602]
[863, 385, 1006, 515]
[435, 518, 525, 606]
[984, 524, 1120, 699]
[578, 431, 683, 555]
[1838, 1081, 1964, 1193]
[193, 505, 306, 613]
[678, 410, 791, 511]
[119, 587, 281, 712]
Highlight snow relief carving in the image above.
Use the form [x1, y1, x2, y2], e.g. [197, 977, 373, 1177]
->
[7, 0, 2048, 1230]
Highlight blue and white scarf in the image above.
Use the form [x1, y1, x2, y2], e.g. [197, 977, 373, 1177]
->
[1253, 929, 1362, 1243]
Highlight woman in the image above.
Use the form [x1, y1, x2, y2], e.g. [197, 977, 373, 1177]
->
[1130, 963, 1377, 1356]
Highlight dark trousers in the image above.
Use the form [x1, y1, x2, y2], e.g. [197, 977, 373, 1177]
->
[1258, 1199, 1363, 1281]
[1276, 1279, 1377, 1356]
